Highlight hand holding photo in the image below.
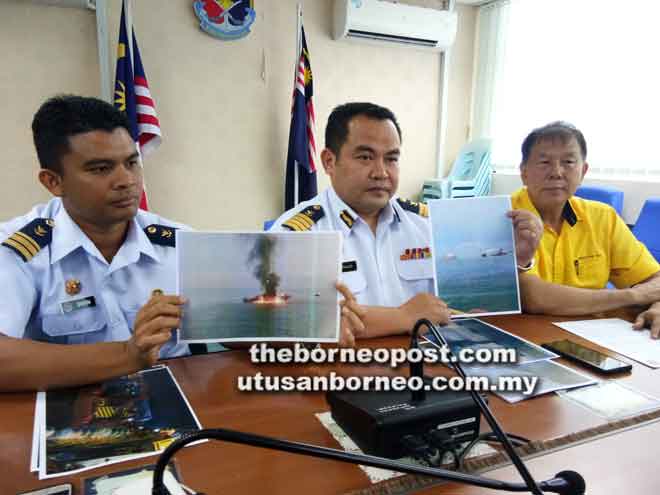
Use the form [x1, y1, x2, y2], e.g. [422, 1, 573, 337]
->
[428, 196, 521, 317]
[177, 231, 342, 342]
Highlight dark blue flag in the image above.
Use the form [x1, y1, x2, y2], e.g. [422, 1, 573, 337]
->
[285, 26, 317, 210]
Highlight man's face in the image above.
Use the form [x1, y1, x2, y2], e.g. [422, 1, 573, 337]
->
[521, 136, 588, 212]
[41, 128, 143, 228]
[322, 115, 400, 216]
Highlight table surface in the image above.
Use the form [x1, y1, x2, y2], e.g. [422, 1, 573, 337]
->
[2, 313, 659, 494]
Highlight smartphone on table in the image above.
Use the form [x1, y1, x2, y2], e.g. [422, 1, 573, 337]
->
[542, 339, 632, 374]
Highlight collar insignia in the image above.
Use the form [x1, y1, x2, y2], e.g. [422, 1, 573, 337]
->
[144, 224, 177, 247]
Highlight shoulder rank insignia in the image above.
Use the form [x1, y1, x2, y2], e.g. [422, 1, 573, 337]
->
[1, 218, 54, 262]
[144, 224, 177, 247]
[397, 198, 428, 218]
[339, 210, 355, 229]
[282, 205, 325, 231]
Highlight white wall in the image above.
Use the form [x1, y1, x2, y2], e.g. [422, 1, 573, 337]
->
[0, 0, 477, 229]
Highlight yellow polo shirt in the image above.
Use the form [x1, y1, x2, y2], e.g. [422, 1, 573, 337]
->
[511, 187, 659, 289]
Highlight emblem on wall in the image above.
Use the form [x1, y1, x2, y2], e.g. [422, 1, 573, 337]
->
[193, 0, 256, 40]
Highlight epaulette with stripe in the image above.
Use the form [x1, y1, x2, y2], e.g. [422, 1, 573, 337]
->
[1, 218, 54, 262]
[144, 224, 177, 247]
[339, 209, 355, 229]
[282, 205, 325, 231]
[396, 198, 428, 218]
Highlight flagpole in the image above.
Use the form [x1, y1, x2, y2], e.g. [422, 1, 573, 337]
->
[293, 3, 303, 206]
[123, 0, 134, 68]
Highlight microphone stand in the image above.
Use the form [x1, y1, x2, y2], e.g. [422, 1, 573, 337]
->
[152, 319, 585, 495]
[151, 428, 580, 495]
[411, 318, 545, 494]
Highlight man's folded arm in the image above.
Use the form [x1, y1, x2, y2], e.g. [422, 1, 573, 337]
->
[0, 334, 145, 392]
[519, 271, 660, 316]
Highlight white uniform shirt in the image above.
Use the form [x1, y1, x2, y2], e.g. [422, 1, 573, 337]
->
[0, 198, 188, 358]
[271, 188, 434, 307]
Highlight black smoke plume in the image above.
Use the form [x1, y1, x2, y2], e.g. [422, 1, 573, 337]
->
[248, 236, 280, 296]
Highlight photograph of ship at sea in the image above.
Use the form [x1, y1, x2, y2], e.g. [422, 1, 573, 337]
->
[176, 231, 341, 342]
[428, 196, 521, 316]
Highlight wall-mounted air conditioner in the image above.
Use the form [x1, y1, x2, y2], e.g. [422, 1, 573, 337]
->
[28, 0, 96, 10]
[333, 0, 458, 50]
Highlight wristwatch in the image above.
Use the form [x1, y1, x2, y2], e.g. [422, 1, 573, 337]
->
[517, 258, 535, 271]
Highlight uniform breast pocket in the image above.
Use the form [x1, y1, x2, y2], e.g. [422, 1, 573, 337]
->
[122, 309, 140, 331]
[341, 270, 367, 299]
[396, 258, 434, 293]
[42, 308, 107, 345]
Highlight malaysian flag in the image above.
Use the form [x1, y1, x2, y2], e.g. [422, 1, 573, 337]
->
[285, 25, 317, 210]
[113, 0, 161, 210]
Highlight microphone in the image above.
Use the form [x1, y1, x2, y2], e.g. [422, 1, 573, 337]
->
[151, 428, 585, 494]
[543, 471, 586, 495]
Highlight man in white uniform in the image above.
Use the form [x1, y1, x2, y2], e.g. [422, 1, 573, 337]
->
[0, 95, 191, 392]
[272, 102, 541, 337]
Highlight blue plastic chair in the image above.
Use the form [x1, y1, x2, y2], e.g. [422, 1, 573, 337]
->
[263, 219, 275, 231]
[575, 185, 624, 215]
[633, 198, 660, 262]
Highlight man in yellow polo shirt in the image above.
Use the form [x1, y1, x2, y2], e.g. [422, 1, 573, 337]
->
[512, 121, 660, 337]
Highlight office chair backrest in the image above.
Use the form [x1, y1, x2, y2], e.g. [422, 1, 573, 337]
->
[575, 185, 624, 215]
[632, 197, 660, 262]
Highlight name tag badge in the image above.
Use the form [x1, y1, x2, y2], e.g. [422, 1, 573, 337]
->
[342, 260, 358, 273]
[61, 296, 96, 314]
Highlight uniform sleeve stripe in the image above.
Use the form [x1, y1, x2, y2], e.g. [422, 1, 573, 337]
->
[12, 232, 40, 256]
[3, 238, 32, 261]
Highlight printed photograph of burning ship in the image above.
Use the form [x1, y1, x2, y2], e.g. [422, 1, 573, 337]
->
[428, 196, 521, 316]
[40, 367, 200, 478]
[176, 231, 341, 342]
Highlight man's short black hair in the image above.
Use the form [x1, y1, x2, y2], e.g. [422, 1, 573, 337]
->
[325, 102, 402, 156]
[520, 121, 587, 165]
[31, 94, 132, 173]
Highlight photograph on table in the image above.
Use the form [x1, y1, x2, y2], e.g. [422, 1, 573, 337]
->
[422, 318, 557, 365]
[428, 195, 521, 316]
[177, 231, 342, 342]
[463, 359, 596, 404]
[38, 366, 201, 479]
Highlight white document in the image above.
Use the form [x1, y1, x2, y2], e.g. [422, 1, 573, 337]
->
[31, 392, 44, 472]
[110, 471, 185, 495]
[557, 381, 660, 420]
[553, 318, 660, 368]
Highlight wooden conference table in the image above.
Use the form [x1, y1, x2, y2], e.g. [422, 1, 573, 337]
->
[2, 313, 659, 494]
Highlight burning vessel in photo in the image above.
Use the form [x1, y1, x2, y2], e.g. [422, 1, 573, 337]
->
[243, 235, 291, 306]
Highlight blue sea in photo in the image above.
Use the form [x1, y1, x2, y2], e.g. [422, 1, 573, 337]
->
[180, 287, 337, 341]
[435, 253, 519, 313]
